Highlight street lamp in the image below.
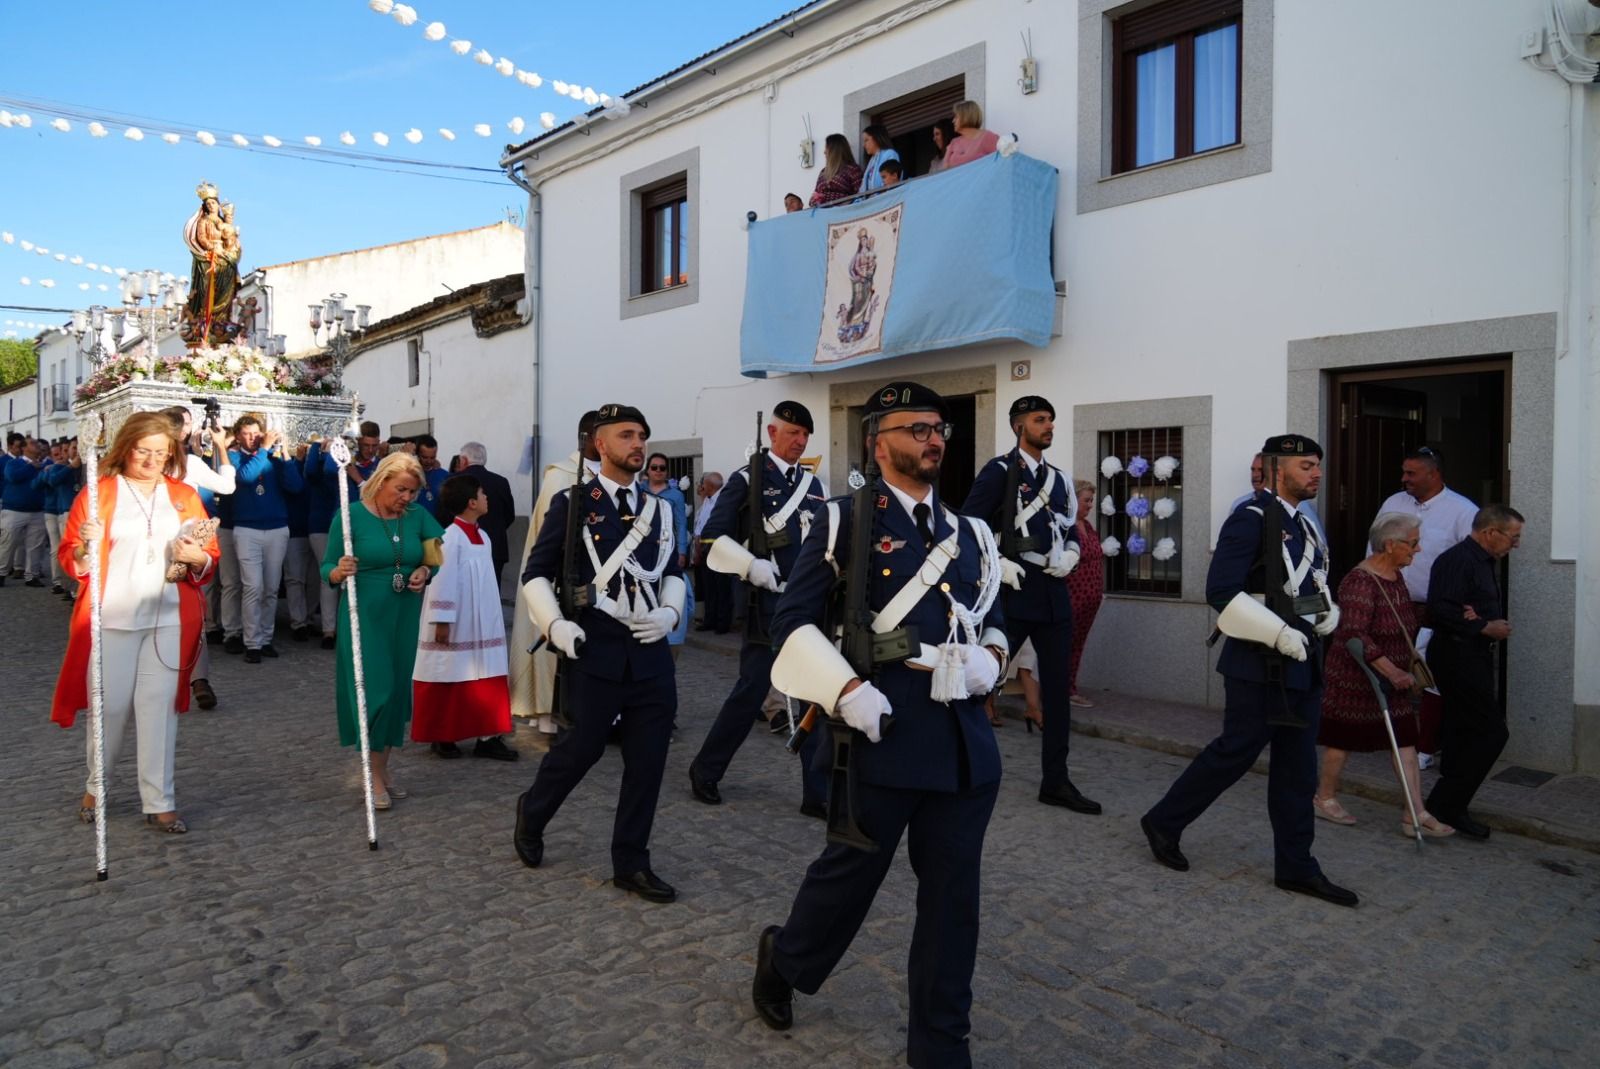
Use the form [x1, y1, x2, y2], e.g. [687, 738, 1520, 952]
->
[69, 304, 111, 367]
[309, 291, 370, 392]
[119, 269, 184, 359]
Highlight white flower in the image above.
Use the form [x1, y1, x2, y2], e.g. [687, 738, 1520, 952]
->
[38, 279, 54, 288]
[124, 127, 144, 141]
[209, 372, 226, 382]
[0, 233, 11, 243]
[404, 128, 423, 144]
[1101, 536, 1122, 557]
[423, 21, 446, 41]
[437, 128, 456, 141]
[1152, 537, 1178, 562]
[1100, 494, 1117, 517]
[161, 132, 182, 144]
[69, 255, 83, 264]
[1153, 455, 1180, 481]
[14, 114, 31, 129]
[1100, 456, 1124, 480]
[496, 58, 515, 77]
[50, 118, 71, 133]
[305, 135, 323, 147]
[339, 131, 356, 145]
[539, 112, 556, 129]
[473, 123, 492, 137]
[232, 133, 250, 147]
[391, 4, 418, 27]
[450, 39, 471, 55]
[368, 0, 394, 13]
[224, 355, 244, 373]
[1153, 497, 1177, 520]
[507, 116, 525, 135]
[130, 371, 145, 381]
[474, 49, 493, 65]
[552, 80, 569, 94]
[18, 277, 29, 285]
[373, 132, 390, 147]
[196, 130, 216, 145]
[88, 122, 107, 138]
[997, 133, 1019, 157]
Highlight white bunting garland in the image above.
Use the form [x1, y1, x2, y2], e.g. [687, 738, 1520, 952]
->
[2, 226, 130, 277]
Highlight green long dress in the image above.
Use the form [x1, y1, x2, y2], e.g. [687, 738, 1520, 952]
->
[320, 503, 444, 749]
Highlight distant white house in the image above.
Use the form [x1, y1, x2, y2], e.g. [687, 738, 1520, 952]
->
[481, 0, 1600, 773]
[1, 374, 39, 440]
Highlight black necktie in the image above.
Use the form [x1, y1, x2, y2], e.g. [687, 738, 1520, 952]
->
[615, 487, 634, 521]
[786, 466, 799, 488]
[913, 503, 934, 550]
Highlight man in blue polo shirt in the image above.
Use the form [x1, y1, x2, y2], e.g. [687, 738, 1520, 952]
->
[229, 413, 305, 663]
[0, 437, 50, 587]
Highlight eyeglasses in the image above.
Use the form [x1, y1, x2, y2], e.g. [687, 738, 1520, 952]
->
[879, 421, 954, 443]
[1489, 527, 1522, 546]
[130, 447, 170, 461]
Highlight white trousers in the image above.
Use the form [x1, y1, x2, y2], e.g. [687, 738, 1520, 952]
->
[307, 531, 340, 636]
[87, 626, 181, 813]
[0, 509, 48, 579]
[216, 528, 241, 638]
[283, 535, 316, 629]
[234, 526, 289, 649]
[43, 512, 66, 587]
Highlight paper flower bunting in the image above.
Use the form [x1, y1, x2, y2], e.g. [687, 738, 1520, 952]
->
[539, 112, 557, 129]
[124, 127, 144, 141]
[1152, 538, 1177, 562]
[472, 123, 492, 137]
[372, 132, 390, 147]
[552, 80, 570, 95]
[1125, 496, 1150, 519]
[508, 116, 526, 135]
[263, 135, 282, 148]
[391, 4, 418, 27]
[438, 128, 456, 141]
[368, 0, 394, 13]
[496, 58, 515, 77]
[451, 39, 472, 55]
[1153, 455, 1180, 481]
[1127, 455, 1150, 478]
[997, 133, 1019, 157]
[1101, 536, 1121, 557]
[339, 131, 356, 145]
[13, 114, 31, 128]
[88, 122, 107, 137]
[1100, 494, 1117, 517]
[1153, 497, 1177, 520]
[232, 134, 250, 147]
[404, 128, 423, 144]
[423, 22, 446, 41]
[161, 133, 181, 144]
[50, 118, 71, 132]
[1126, 534, 1147, 555]
[305, 135, 323, 147]
[474, 49, 494, 66]
[196, 130, 216, 145]
[1100, 456, 1123, 479]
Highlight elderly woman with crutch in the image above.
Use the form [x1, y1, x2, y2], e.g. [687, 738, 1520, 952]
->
[51, 411, 220, 837]
[1313, 511, 1453, 838]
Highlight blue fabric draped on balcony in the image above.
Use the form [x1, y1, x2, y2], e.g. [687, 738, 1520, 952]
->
[739, 151, 1057, 378]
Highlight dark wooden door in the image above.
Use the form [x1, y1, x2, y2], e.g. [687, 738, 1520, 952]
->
[938, 394, 977, 507]
[1332, 383, 1427, 578]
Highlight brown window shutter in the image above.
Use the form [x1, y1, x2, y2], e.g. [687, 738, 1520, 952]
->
[872, 81, 969, 140]
[1118, 0, 1241, 52]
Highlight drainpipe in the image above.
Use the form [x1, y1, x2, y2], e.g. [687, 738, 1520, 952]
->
[502, 163, 544, 503]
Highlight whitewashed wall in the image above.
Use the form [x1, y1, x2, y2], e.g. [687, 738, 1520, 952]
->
[1, 377, 38, 439]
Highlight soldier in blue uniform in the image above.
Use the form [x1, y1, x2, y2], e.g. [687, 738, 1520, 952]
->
[1139, 433, 1359, 907]
[687, 400, 829, 815]
[513, 403, 686, 904]
[751, 382, 1008, 1069]
[961, 395, 1099, 814]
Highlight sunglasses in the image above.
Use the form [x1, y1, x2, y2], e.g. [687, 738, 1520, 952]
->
[880, 421, 954, 443]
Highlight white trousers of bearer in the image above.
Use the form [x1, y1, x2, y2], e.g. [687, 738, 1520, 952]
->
[307, 531, 340, 636]
[43, 512, 67, 588]
[0, 509, 48, 580]
[88, 626, 182, 813]
[216, 528, 242, 638]
[283, 535, 316, 630]
[234, 525, 289, 650]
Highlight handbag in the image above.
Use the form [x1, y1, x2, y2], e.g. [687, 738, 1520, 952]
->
[1363, 567, 1436, 691]
[166, 517, 220, 583]
[422, 537, 445, 569]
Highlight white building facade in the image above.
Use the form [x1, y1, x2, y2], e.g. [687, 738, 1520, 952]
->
[494, 0, 1600, 772]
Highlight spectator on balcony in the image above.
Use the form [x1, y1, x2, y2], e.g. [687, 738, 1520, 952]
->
[943, 100, 1000, 170]
[878, 159, 904, 189]
[784, 193, 804, 214]
[858, 124, 901, 194]
[808, 134, 863, 208]
[927, 118, 957, 174]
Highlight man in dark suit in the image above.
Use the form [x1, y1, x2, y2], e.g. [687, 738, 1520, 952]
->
[687, 400, 829, 815]
[455, 440, 518, 589]
[1140, 433, 1358, 907]
[513, 405, 685, 903]
[751, 381, 1008, 1069]
[961, 395, 1098, 814]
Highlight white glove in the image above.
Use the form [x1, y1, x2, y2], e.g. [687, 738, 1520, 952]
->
[999, 557, 1024, 591]
[746, 558, 781, 592]
[1058, 544, 1081, 577]
[962, 645, 1001, 696]
[628, 605, 679, 644]
[549, 619, 586, 659]
[836, 681, 892, 743]
[1313, 603, 1340, 637]
[1275, 626, 1309, 662]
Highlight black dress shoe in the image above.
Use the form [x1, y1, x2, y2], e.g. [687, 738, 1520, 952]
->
[224, 635, 246, 655]
[474, 737, 519, 761]
[799, 800, 827, 821]
[1038, 780, 1102, 815]
[752, 925, 794, 1031]
[1451, 814, 1491, 841]
[259, 644, 279, 658]
[513, 791, 543, 868]
[1274, 873, 1359, 908]
[243, 649, 262, 664]
[688, 765, 721, 805]
[612, 869, 677, 903]
[24, 577, 45, 587]
[206, 628, 224, 645]
[291, 625, 309, 642]
[432, 742, 463, 759]
[320, 634, 337, 650]
[1140, 814, 1189, 872]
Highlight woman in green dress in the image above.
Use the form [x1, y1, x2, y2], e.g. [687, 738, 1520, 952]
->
[321, 452, 444, 808]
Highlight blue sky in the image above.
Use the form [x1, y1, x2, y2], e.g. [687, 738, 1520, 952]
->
[1, 0, 799, 337]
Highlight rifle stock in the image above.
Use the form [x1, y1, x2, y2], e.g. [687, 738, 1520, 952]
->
[998, 431, 1035, 558]
[553, 440, 593, 731]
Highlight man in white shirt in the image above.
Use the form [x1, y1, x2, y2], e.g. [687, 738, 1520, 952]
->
[690, 472, 731, 633]
[1371, 446, 1477, 611]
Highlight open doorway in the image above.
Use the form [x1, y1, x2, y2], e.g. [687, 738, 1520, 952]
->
[842, 391, 978, 506]
[867, 77, 965, 178]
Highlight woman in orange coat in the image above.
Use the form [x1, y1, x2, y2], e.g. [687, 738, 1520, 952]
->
[52, 411, 220, 834]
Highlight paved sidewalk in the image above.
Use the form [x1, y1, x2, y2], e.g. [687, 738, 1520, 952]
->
[3, 584, 1597, 1068]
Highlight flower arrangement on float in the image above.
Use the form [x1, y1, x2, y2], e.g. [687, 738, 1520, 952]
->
[75, 344, 338, 403]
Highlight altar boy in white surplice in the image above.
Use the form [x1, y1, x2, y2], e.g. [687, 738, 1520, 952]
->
[412, 475, 518, 761]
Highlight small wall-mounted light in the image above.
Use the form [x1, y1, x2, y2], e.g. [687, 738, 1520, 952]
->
[799, 114, 815, 169]
[1019, 29, 1038, 95]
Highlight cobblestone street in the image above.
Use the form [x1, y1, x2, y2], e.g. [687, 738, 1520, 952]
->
[2, 582, 1596, 1068]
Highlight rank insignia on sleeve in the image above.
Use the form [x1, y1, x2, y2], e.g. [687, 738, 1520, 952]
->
[590, 487, 603, 500]
[876, 494, 889, 509]
[876, 537, 907, 554]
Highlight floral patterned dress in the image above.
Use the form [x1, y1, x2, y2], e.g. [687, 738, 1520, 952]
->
[1318, 566, 1420, 751]
[1066, 520, 1106, 693]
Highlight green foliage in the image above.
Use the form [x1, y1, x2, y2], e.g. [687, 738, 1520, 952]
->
[0, 338, 38, 387]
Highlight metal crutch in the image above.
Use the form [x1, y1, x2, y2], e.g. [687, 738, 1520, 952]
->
[1345, 637, 1425, 851]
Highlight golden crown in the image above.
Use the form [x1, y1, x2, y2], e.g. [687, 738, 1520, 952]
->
[196, 180, 219, 201]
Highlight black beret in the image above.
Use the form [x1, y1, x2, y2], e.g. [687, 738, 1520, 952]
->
[1260, 433, 1323, 459]
[772, 400, 814, 434]
[592, 403, 651, 439]
[862, 381, 949, 424]
[1009, 395, 1054, 420]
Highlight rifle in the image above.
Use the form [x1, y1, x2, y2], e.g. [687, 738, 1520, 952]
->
[552, 431, 594, 732]
[998, 426, 1036, 559]
[787, 427, 910, 853]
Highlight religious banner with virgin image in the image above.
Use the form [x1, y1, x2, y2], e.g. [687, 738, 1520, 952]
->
[815, 204, 902, 365]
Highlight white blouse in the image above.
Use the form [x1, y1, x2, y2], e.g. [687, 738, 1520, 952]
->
[101, 479, 183, 631]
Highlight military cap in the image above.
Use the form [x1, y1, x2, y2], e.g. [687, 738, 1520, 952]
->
[772, 400, 814, 433]
[1260, 433, 1323, 459]
[592, 403, 651, 438]
[861, 381, 950, 424]
[1009, 395, 1055, 421]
